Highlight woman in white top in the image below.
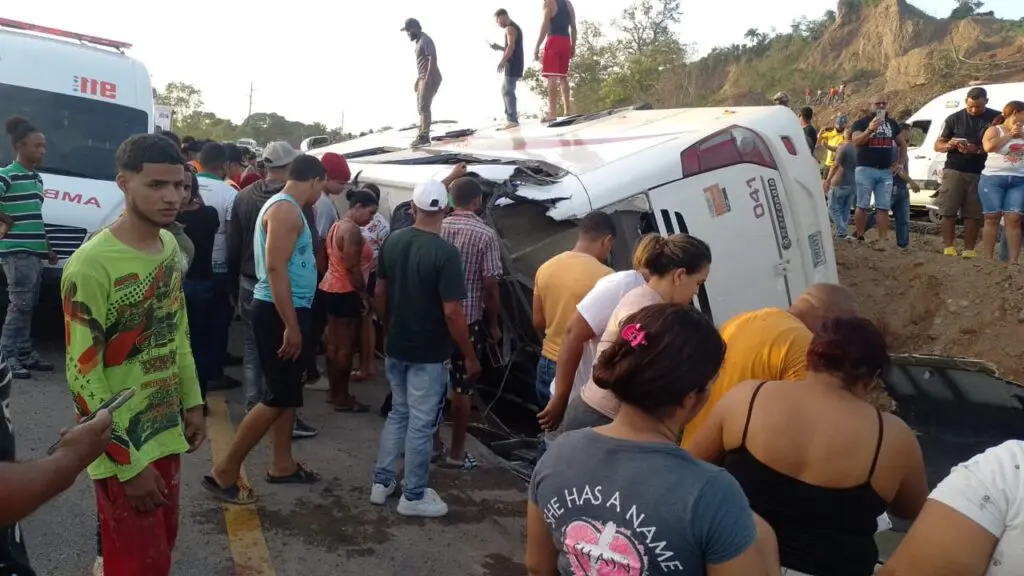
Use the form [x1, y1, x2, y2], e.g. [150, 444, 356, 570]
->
[879, 440, 1024, 576]
[560, 233, 713, 433]
[978, 101, 1024, 261]
[535, 237, 657, 431]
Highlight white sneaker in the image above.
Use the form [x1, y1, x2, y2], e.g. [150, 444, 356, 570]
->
[370, 480, 397, 505]
[304, 377, 329, 391]
[397, 488, 448, 518]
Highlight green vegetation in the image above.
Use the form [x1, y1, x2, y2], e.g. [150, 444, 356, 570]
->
[154, 82, 373, 146]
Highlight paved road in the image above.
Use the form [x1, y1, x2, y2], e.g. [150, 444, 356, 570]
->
[15, 313, 526, 576]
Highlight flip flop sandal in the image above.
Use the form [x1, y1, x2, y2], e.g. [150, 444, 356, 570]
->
[333, 398, 370, 413]
[266, 463, 321, 484]
[202, 476, 258, 505]
[431, 441, 447, 464]
[438, 452, 478, 471]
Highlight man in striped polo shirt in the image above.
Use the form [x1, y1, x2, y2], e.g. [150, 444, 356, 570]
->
[0, 116, 58, 379]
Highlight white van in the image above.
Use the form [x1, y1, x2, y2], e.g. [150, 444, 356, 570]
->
[905, 82, 1024, 218]
[312, 105, 838, 326]
[0, 18, 153, 281]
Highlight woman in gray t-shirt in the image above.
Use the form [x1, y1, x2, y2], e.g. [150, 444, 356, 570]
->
[526, 303, 781, 576]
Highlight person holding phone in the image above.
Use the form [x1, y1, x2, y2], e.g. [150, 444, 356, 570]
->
[60, 134, 206, 576]
[933, 87, 1000, 258]
[0, 349, 113, 576]
[850, 95, 908, 245]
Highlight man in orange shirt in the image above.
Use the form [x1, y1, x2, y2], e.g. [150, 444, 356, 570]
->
[532, 212, 616, 408]
[682, 283, 858, 447]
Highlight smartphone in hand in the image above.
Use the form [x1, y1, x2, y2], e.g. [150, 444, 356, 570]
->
[47, 388, 135, 455]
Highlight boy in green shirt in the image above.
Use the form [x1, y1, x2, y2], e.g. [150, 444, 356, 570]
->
[61, 134, 205, 576]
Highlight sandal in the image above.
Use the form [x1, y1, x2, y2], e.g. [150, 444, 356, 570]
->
[333, 397, 370, 413]
[350, 370, 375, 382]
[202, 476, 258, 505]
[266, 463, 321, 484]
[438, 452, 478, 471]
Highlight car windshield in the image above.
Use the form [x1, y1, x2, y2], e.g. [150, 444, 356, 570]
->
[0, 83, 148, 181]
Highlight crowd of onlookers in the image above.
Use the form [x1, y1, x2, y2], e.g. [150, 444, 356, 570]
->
[2, 79, 1023, 576]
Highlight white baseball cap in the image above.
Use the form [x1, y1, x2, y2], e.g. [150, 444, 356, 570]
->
[412, 179, 448, 212]
[262, 141, 300, 168]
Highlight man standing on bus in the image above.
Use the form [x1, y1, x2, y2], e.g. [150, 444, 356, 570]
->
[0, 116, 58, 380]
[491, 9, 524, 130]
[534, 0, 576, 123]
[402, 18, 442, 148]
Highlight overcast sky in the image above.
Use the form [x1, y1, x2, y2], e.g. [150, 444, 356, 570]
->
[7, 0, 1023, 133]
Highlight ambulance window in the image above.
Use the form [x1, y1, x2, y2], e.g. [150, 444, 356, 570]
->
[0, 83, 148, 181]
[908, 121, 931, 148]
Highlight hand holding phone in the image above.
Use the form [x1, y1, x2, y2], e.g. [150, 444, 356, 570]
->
[47, 389, 134, 455]
[51, 409, 113, 468]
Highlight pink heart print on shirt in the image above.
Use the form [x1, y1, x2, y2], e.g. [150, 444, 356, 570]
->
[564, 518, 647, 575]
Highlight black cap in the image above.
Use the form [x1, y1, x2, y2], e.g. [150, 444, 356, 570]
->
[966, 87, 988, 101]
[401, 18, 421, 31]
[224, 143, 245, 164]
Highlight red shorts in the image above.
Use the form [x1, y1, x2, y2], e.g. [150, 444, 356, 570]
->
[95, 455, 181, 576]
[542, 35, 572, 77]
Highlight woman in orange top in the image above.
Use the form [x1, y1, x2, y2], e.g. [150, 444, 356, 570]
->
[318, 190, 379, 412]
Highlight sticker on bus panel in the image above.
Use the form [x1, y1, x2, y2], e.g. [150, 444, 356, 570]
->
[808, 230, 826, 269]
[703, 183, 731, 218]
[765, 178, 792, 250]
[73, 76, 117, 100]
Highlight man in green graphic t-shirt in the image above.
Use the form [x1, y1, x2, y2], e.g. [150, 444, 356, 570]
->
[0, 116, 59, 379]
[61, 134, 205, 576]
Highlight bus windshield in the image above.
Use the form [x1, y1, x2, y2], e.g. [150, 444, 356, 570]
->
[0, 83, 148, 181]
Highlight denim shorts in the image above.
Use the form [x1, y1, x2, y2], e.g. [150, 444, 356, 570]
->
[979, 174, 1024, 215]
[855, 166, 893, 211]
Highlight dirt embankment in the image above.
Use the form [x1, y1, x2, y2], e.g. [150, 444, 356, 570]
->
[837, 234, 1024, 383]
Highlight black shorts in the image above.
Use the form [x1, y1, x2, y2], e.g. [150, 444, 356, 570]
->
[366, 271, 377, 299]
[320, 289, 363, 318]
[251, 299, 312, 409]
[450, 321, 487, 396]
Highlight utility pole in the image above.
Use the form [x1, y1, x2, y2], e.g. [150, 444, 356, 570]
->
[247, 82, 254, 118]
[340, 110, 345, 135]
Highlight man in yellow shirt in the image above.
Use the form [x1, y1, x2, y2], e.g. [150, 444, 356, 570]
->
[532, 212, 616, 407]
[818, 114, 848, 179]
[682, 283, 858, 447]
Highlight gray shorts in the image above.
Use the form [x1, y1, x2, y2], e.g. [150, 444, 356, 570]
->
[561, 397, 613, 433]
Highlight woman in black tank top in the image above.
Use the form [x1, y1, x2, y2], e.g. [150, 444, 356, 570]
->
[687, 317, 929, 576]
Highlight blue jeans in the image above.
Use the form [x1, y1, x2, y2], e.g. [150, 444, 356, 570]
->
[183, 278, 218, 399]
[979, 174, 1024, 215]
[0, 254, 42, 358]
[502, 76, 519, 124]
[373, 358, 449, 501]
[863, 183, 911, 247]
[855, 166, 894, 211]
[238, 280, 267, 409]
[828, 185, 855, 238]
[535, 356, 556, 405]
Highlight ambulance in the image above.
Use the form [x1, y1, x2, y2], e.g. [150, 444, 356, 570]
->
[0, 18, 153, 281]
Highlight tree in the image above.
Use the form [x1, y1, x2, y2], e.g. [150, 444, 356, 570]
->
[616, 0, 681, 55]
[153, 81, 354, 146]
[950, 0, 983, 19]
[155, 82, 204, 124]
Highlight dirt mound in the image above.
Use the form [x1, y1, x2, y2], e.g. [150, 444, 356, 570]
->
[837, 235, 1024, 383]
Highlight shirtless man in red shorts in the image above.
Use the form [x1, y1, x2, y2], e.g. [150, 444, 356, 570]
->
[534, 0, 576, 123]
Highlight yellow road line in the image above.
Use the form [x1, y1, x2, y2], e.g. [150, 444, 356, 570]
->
[205, 393, 276, 576]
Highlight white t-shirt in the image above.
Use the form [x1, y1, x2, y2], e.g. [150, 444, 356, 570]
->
[548, 270, 646, 398]
[928, 440, 1024, 575]
[196, 175, 236, 267]
[313, 193, 340, 240]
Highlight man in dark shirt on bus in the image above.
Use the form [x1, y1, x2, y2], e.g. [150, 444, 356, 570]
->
[491, 9, 524, 129]
[402, 18, 442, 148]
[934, 86, 1000, 258]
